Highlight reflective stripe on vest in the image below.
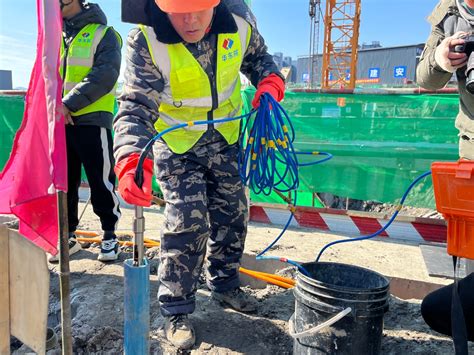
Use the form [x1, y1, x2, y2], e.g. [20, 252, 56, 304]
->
[140, 15, 251, 154]
[60, 24, 117, 117]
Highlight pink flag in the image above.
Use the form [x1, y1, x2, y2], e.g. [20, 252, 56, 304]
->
[0, 0, 66, 254]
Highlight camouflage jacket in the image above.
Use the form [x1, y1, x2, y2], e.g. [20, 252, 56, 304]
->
[114, 2, 282, 162]
[416, 0, 474, 133]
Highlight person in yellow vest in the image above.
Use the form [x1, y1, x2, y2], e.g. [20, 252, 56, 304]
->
[114, 0, 285, 349]
[50, 0, 122, 262]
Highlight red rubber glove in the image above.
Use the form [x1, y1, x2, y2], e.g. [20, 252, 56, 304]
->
[114, 153, 154, 207]
[251, 74, 285, 108]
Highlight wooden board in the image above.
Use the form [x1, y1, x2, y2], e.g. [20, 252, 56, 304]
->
[9, 229, 49, 355]
[389, 276, 444, 300]
[0, 225, 10, 354]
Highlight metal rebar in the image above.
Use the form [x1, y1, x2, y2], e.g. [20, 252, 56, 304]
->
[57, 191, 73, 355]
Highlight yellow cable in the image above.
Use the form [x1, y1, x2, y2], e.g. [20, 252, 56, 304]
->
[239, 267, 294, 289]
[76, 230, 160, 246]
[245, 268, 296, 286]
[76, 237, 159, 248]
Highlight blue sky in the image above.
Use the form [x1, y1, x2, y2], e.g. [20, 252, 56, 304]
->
[0, 0, 439, 88]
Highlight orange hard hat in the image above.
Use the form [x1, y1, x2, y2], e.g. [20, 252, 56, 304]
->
[155, 0, 220, 13]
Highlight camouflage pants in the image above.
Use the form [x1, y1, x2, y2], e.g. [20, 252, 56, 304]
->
[153, 129, 248, 316]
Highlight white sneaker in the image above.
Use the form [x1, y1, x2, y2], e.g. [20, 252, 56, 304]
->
[48, 237, 82, 263]
[98, 239, 121, 262]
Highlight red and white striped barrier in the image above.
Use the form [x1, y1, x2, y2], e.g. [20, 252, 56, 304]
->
[250, 204, 447, 244]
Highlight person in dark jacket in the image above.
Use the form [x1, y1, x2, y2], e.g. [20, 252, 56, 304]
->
[50, 0, 122, 262]
[114, 0, 284, 349]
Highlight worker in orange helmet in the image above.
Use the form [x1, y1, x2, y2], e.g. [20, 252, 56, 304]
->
[114, 0, 284, 349]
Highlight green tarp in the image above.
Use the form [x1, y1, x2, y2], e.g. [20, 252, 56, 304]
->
[1, 91, 460, 208]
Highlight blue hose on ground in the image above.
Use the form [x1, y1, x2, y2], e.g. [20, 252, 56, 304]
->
[315, 170, 433, 263]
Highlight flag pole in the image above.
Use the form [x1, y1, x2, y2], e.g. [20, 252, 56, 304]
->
[57, 191, 73, 354]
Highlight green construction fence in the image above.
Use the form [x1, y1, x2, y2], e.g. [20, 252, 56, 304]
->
[1, 90, 459, 208]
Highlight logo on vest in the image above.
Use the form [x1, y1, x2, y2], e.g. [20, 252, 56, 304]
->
[78, 32, 92, 43]
[222, 38, 238, 62]
[222, 38, 234, 50]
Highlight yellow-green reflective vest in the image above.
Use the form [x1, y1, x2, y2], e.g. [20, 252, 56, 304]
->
[140, 15, 251, 154]
[60, 23, 119, 117]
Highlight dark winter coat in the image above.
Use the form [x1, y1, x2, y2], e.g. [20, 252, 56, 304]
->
[62, 3, 122, 129]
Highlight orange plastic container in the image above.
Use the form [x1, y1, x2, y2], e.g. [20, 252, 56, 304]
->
[431, 161, 474, 259]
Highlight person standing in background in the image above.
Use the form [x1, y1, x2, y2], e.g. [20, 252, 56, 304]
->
[50, 0, 122, 262]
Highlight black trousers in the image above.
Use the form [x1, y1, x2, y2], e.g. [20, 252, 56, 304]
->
[66, 125, 121, 233]
[421, 272, 474, 341]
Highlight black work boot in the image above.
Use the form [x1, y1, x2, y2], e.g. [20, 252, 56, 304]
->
[164, 314, 195, 350]
[212, 288, 258, 313]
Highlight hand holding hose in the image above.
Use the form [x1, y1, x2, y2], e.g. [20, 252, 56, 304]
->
[252, 74, 285, 108]
[115, 153, 154, 207]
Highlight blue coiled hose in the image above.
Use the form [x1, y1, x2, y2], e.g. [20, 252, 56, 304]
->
[238, 93, 299, 195]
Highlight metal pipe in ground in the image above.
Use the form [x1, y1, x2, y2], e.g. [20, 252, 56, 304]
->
[124, 206, 150, 354]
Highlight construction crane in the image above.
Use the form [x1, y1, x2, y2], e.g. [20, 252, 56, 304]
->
[321, 0, 361, 90]
[308, 0, 322, 89]
[310, 0, 361, 90]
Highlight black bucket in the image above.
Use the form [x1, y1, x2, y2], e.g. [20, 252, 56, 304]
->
[291, 262, 390, 355]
